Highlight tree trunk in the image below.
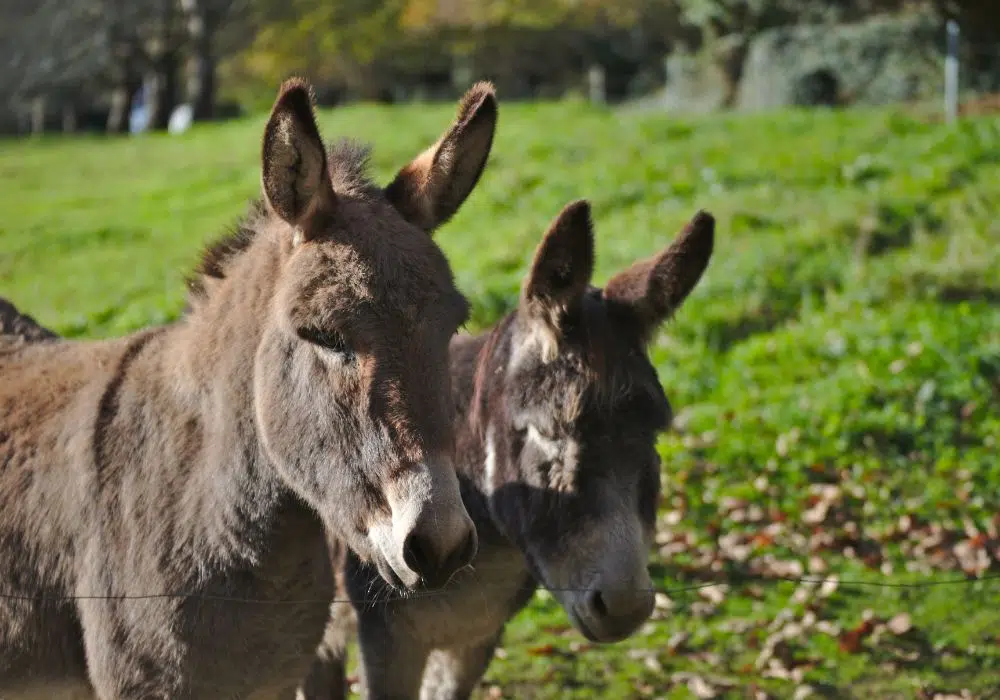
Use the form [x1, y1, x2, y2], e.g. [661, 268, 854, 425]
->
[146, 50, 181, 130]
[106, 44, 141, 134]
[143, 0, 181, 131]
[181, 0, 217, 121]
[107, 87, 129, 133]
[188, 38, 217, 120]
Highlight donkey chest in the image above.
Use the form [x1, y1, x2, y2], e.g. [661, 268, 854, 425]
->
[181, 512, 338, 694]
[393, 545, 534, 648]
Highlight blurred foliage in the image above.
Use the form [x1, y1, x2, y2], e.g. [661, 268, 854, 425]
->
[237, 0, 407, 99]
[223, 0, 683, 106]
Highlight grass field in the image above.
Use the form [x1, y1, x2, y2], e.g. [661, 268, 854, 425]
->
[2, 98, 1000, 699]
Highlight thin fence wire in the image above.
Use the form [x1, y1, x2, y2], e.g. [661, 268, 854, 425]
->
[3, 572, 1000, 607]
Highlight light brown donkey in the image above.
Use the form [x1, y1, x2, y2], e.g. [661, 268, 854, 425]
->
[0, 77, 498, 699]
[298, 202, 715, 700]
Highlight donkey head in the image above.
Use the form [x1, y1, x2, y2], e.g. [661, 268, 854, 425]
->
[474, 201, 714, 642]
[253, 79, 496, 591]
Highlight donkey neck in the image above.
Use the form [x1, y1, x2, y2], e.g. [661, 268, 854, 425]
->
[148, 228, 313, 572]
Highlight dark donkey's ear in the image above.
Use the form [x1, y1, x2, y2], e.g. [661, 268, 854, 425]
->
[604, 210, 715, 343]
[521, 200, 595, 331]
[261, 77, 336, 240]
[385, 82, 498, 233]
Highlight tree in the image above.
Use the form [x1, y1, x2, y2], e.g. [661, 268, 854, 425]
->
[179, 0, 248, 119]
[234, 0, 408, 101]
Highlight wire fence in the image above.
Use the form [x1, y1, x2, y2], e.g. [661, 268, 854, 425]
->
[3, 571, 1000, 607]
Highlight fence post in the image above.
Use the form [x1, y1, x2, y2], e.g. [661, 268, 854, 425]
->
[588, 65, 606, 105]
[945, 19, 959, 124]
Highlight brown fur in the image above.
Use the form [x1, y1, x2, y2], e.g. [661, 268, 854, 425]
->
[0, 77, 500, 699]
[298, 203, 716, 699]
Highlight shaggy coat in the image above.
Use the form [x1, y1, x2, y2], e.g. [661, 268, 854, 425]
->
[0, 77, 499, 699]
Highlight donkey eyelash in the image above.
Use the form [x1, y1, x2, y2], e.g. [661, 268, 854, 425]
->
[298, 327, 352, 358]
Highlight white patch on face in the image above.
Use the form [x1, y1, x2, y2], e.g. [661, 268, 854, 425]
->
[525, 424, 561, 461]
[507, 321, 558, 373]
[483, 425, 496, 495]
[368, 460, 471, 590]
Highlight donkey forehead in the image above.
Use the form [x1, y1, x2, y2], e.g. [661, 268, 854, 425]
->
[506, 352, 671, 437]
[297, 211, 465, 316]
[509, 364, 670, 431]
[510, 297, 669, 414]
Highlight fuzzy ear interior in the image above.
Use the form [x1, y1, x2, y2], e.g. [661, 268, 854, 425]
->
[261, 77, 335, 232]
[385, 81, 498, 233]
[603, 210, 715, 341]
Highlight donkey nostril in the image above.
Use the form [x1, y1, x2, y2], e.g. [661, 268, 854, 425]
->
[588, 589, 609, 619]
[402, 533, 434, 577]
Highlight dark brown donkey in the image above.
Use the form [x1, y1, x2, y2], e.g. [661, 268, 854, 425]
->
[0, 77, 499, 699]
[298, 201, 716, 700]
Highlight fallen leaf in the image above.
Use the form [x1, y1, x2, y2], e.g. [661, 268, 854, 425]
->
[807, 556, 828, 573]
[654, 592, 674, 612]
[667, 631, 690, 655]
[527, 644, 557, 657]
[887, 613, 913, 636]
[838, 619, 876, 654]
[687, 675, 718, 699]
[699, 584, 729, 606]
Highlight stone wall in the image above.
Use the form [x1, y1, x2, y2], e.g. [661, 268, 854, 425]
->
[736, 14, 944, 110]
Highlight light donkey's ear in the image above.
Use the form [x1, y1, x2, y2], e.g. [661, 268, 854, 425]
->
[604, 210, 714, 343]
[261, 77, 335, 239]
[521, 199, 595, 331]
[385, 81, 497, 233]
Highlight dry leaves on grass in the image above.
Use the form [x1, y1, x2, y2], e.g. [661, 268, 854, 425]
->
[656, 467, 1000, 585]
[669, 671, 738, 699]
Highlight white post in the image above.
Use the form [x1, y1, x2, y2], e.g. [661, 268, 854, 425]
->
[945, 20, 959, 124]
[588, 65, 606, 105]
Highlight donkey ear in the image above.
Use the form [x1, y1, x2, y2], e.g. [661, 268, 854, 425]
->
[604, 210, 714, 341]
[521, 200, 595, 323]
[261, 77, 335, 235]
[385, 81, 497, 234]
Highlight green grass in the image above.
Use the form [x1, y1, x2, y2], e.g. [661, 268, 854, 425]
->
[2, 100, 1000, 699]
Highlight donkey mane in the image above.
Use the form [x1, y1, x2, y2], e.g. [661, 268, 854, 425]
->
[185, 140, 374, 304]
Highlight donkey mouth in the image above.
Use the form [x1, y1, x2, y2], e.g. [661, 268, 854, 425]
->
[374, 558, 409, 594]
[570, 607, 638, 644]
[571, 612, 600, 643]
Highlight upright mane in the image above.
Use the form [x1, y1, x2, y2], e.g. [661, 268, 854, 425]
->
[184, 140, 374, 306]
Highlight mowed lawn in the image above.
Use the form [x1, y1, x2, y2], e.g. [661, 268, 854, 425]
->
[2, 99, 1000, 699]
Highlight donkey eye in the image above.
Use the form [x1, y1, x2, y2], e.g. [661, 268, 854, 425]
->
[298, 327, 352, 357]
